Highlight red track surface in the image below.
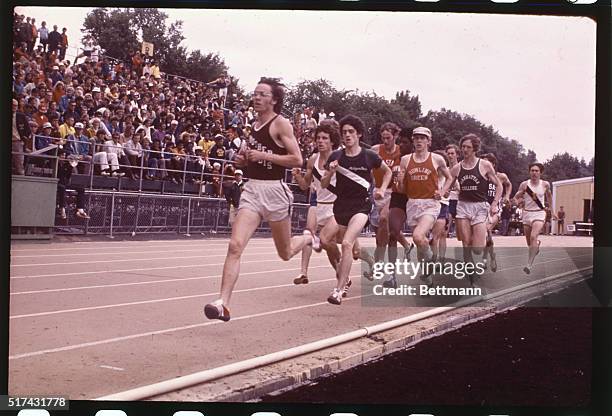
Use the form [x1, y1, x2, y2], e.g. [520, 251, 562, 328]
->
[8, 236, 592, 400]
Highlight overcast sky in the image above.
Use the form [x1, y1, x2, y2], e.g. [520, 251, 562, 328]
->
[16, 6, 596, 162]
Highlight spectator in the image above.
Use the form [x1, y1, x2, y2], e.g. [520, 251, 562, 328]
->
[103, 131, 129, 177]
[59, 28, 68, 61]
[500, 200, 512, 236]
[59, 85, 75, 113]
[63, 100, 78, 121]
[67, 122, 93, 175]
[147, 140, 166, 179]
[226, 126, 243, 155]
[58, 115, 76, 139]
[34, 121, 54, 152]
[317, 108, 327, 124]
[12, 98, 31, 175]
[151, 60, 161, 80]
[90, 130, 111, 176]
[37, 21, 49, 52]
[224, 169, 244, 226]
[124, 132, 144, 179]
[55, 148, 90, 220]
[208, 134, 228, 162]
[29, 18, 38, 53]
[32, 102, 49, 128]
[131, 51, 143, 74]
[47, 25, 61, 56]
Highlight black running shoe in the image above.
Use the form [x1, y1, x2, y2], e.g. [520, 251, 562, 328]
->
[382, 276, 398, 289]
[293, 274, 309, 284]
[204, 303, 231, 322]
[342, 279, 352, 297]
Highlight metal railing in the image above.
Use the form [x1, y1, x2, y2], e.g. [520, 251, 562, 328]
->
[12, 137, 312, 236]
[55, 190, 310, 237]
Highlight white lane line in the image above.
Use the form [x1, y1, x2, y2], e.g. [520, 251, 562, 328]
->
[9, 249, 582, 279]
[10, 254, 591, 318]
[10, 247, 276, 259]
[11, 257, 302, 279]
[9, 280, 366, 360]
[10, 251, 280, 267]
[9, 257, 592, 359]
[99, 365, 125, 371]
[9, 240, 275, 252]
[10, 266, 330, 295]
[10, 278, 338, 319]
[8, 252, 543, 294]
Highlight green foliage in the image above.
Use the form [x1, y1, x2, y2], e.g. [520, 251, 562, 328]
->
[82, 8, 139, 62]
[543, 152, 594, 183]
[285, 80, 421, 144]
[81, 8, 227, 82]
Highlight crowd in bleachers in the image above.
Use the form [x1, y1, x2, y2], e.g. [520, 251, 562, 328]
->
[11, 12, 262, 196]
[12, 11, 343, 224]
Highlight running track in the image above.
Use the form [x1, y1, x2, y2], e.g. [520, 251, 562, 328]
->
[8, 236, 593, 399]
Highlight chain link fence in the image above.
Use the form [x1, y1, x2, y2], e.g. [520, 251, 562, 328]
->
[54, 190, 310, 237]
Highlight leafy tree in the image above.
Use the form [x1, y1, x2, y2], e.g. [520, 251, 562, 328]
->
[392, 90, 422, 120]
[81, 8, 138, 62]
[543, 152, 594, 183]
[82, 8, 227, 82]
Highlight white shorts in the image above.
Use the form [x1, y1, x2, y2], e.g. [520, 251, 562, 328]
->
[456, 201, 490, 226]
[522, 209, 546, 226]
[316, 203, 334, 229]
[405, 199, 441, 229]
[369, 189, 392, 227]
[239, 179, 293, 222]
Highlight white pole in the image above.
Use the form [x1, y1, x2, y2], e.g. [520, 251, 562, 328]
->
[96, 266, 592, 402]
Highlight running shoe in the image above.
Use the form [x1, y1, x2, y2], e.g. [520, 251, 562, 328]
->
[303, 230, 322, 252]
[523, 265, 532, 275]
[382, 276, 398, 289]
[342, 279, 352, 297]
[293, 274, 309, 284]
[362, 265, 374, 281]
[490, 252, 498, 272]
[204, 302, 231, 322]
[327, 288, 342, 305]
[468, 272, 476, 287]
[362, 254, 375, 281]
[404, 242, 415, 261]
[420, 273, 433, 287]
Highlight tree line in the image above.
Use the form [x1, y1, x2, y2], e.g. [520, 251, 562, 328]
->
[81, 8, 593, 194]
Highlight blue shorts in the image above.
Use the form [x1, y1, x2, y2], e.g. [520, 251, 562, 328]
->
[438, 203, 449, 221]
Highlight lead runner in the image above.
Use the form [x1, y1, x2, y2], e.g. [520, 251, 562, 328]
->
[204, 77, 313, 322]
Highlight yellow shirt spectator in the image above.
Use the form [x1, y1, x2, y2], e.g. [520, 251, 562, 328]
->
[198, 138, 214, 156]
[59, 122, 75, 139]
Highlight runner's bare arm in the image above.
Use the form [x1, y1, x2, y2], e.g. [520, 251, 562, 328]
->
[440, 163, 460, 198]
[247, 117, 303, 168]
[292, 154, 315, 191]
[544, 181, 553, 209]
[484, 160, 503, 210]
[375, 161, 392, 199]
[396, 154, 410, 190]
[320, 160, 338, 189]
[513, 181, 527, 204]
[500, 172, 512, 203]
